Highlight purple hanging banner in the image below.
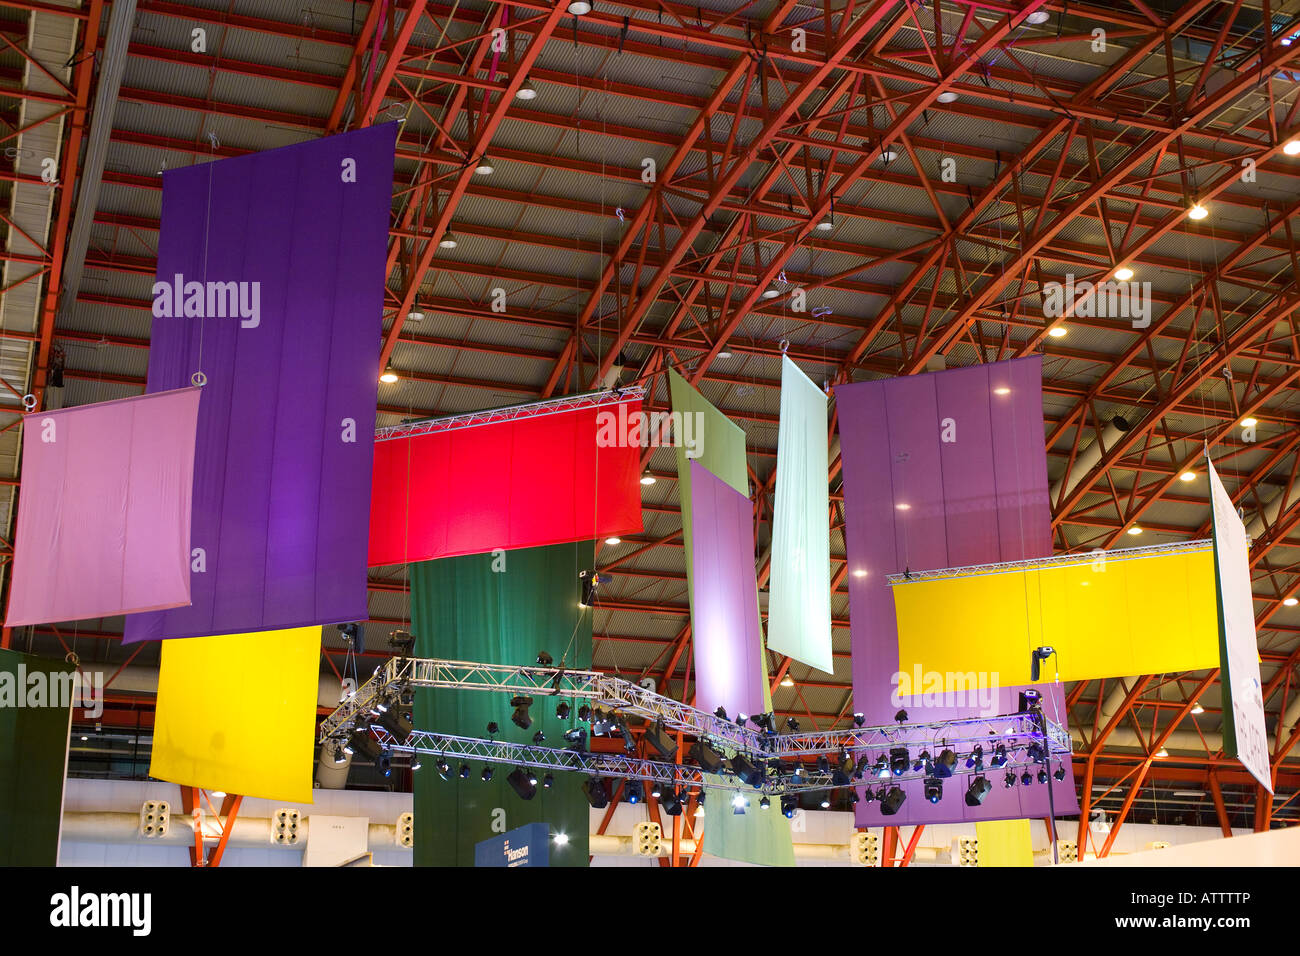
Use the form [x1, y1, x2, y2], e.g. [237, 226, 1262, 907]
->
[836, 356, 1078, 824]
[125, 125, 397, 642]
[689, 460, 766, 720]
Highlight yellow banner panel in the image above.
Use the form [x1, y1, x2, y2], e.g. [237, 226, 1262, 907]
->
[152, 627, 321, 804]
[977, 818, 1034, 867]
[894, 546, 1219, 688]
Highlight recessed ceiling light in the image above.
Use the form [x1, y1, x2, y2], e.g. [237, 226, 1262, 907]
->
[1048, 326, 1067, 338]
[1026, 10, 1051, 24]
[936, 91, 959, 103]
[1179, 471, 1196, 482]
[1242, 417, 1258, 427]
[1114, 266, 1134, 281]
[515, 79, 538, 100]
[1127, 526, 1143, 535]
[1187, 202, 1209, 220]
[439, 230, 458, 248]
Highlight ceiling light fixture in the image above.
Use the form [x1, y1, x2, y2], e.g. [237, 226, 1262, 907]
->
[815, 213, 834, 231]
[1114, 266, 1134, 281]
[438, 230, 458, 248]
[1048, 326, 1067, 338]
[762, 283, 781, 299]
[475, 156, 495, 175]
[936, 91, 959, 103]
[1242, 417, 1258, 427]
[1187, 202, 1209, 220]
[515, 79, 538, 100]
[1026, 9, 1051, 24]
[1190, 702, 1204, 714]
[640, 472, 656, 485]
[1127, 526, 1143, 535]
[1285, 139, 1300, 156]
[1180, 471, 1196, 482]
[567, 0, 592, 13]
[379, 366, 399, 384]
[604, 536, 621, 545]
[1285, 597, 1299, 607]
[780, 676, 794, 687]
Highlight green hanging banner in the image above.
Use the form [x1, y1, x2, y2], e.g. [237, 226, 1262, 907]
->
[669, 370, 795, 867]
[0, 648, 73, 866]
[411, 542, 594, 866]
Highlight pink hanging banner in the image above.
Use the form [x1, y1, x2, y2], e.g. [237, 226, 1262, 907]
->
[5, 387, 201, 627]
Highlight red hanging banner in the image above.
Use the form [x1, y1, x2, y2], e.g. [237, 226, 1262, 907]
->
[368, 397, 644, 566]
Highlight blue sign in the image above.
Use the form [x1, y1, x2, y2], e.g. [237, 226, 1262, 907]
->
[474, 822, 551, 867]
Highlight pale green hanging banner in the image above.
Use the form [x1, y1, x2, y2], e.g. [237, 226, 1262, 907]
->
[767, 356, 833, 675]
[669, 369, 795, 866]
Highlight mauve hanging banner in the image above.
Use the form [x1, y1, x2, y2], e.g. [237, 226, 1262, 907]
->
[836, 356, 1078, 824]
[125, 125, 397, 642]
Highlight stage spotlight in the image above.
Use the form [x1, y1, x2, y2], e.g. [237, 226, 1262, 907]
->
[760, 796, 771, 810]
[577, 705, 592, 721]
[816, 755, 831, 774]
[855, 713, 868, 727]
[556, 702, 571, 720]
[435, 757, 450, 780]
[507, 768, 537, 800]
[874, 755, 891, 779]
[924, 777, 943, 804]
[378, 750, 392, 778]
[481, 766, 493, 782]
[348, 729, 383, 761]
[890, 747, 909, 777]
[729, 754, 763, 788]
[992, 743, 1008, 768]
[714, 706, 729, 722]
[1018, 688, 1042, 712]
[732, 793, 748, 815]
[378, 709, 413, 744]
[1021, 770, 1033, 786]
[543, 773, 554, 789]
[582, 777, 610, 809]
[510, 696, 534, 730]
[532, 731, 546, 744]
[966, 745, 984, 772]
[337, 622, 363, 653]
[1038, 768, 1049, 785]
[913, 749, 930, 772]
[854, 755, 871, 779]
[933, 748, 957, 778]
[614, 716, 636, 753]
[848, 789, 859, 806]
[1004, 771, 1016, 789]
[879, 786, 906, 816]
[563, 727, 588, 752]
[965, 775, 992, 806]
[819, 795, 831, 809]
[893, 709, 908, 724]
[645, 719, 677, 760]
[781, 795, 798, 818]
[1054, 764, 1067, 781]
[660, 787, 683, 816]
[387, 629, 415, 656]
[486, 722, 500, 736]
[536, 650, 554, 666]
[791, 765, 805, 783]
[695, 791, 706, 817]
[1027, 742, 1047, 764]
[626, 780, 644, 804]
[411, 755, 423, 771]
[832, 755, 854, 787]
[862, 786, 876, 804]
[751, 712, 775, 733]
[691, 741, 725, 775]
[785, 716, 801, 732]
[459, 764, 471, 779]
[650, 779, 663, 799]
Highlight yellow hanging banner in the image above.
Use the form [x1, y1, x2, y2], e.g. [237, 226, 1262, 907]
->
[151, 627, 321, 804]
[892, 544, 1220, 689]
[976, 819, 1035, 867]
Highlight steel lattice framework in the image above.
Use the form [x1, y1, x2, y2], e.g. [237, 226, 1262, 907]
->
[2, 0, 1300, 862]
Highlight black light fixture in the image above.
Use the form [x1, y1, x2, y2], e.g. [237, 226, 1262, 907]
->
[847, 789, 859, 806]
[507, 768, 537, 800]
[563, 727, 588, 752]
[582, 777, 609, 808]
[1004, 771, 1017, 789]
[1038, 768, 1049, 785]
[378, 749, 392, 778]
[1054, 764, 1067, 781]
[854, 755, 871, 779]
[729, 754, 763, 788]
[1030, 645, 1056, 681]
[348, 729, 383, 761]
[337, 622, 363, 652]
[1018, 688, 1043, 712]
[816, 755, 831, 774]
[781, 795, 798, 818]
[1021, 769, 1034, 786]
[660, 787, 683, 816]
[645, 719, 677, 760]
[855, 713, 869, 727]
[458, 764, 471, 779]
[890, 747, 909, 777]
[819, 794, 831, 809]
[893, 709, 908, 724]
[785, 716, 801, 732]
[691, 741, 725, 775]
[965, 775, 993, 806]
[933, 748, 958, 778]
[991, 743, 1008, 768]
[913, 749, 930, 772]
[862, 786, 876, 804]
[487, 721, 500, 736]
[924, 776, 943, 804]
[759, 795, 771, 810]
[378, 709, 413, 744]
[542, 773, 554, 789]
[556, 702, 571, 720]
[751, 712, 775, 733]
[714, 706, 729, 722]
[650, 779, 663, 799]
[577, 705, 592, 721]
[410, 754, 422, 771]
[536, 650, 554, 666]
[510, 696, 534, 730]
[966, 745, 984, 772]
[873, 755, 891, 779]
[832, 755, 853, 787]
[387, 629, 416, 656]
[879, 786, 906, 815]
[532, 731, 546, 744]
[481, 766, 493, 782]
[626, 780, 644, 804]
[436, 757, 451, 780]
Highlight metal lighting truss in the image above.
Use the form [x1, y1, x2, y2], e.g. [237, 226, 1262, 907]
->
[324, 655, 1072, 793]
[883, 538, 1214, 585]
[369, 727, 1067, 798]
[373, 385, 645, 442]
